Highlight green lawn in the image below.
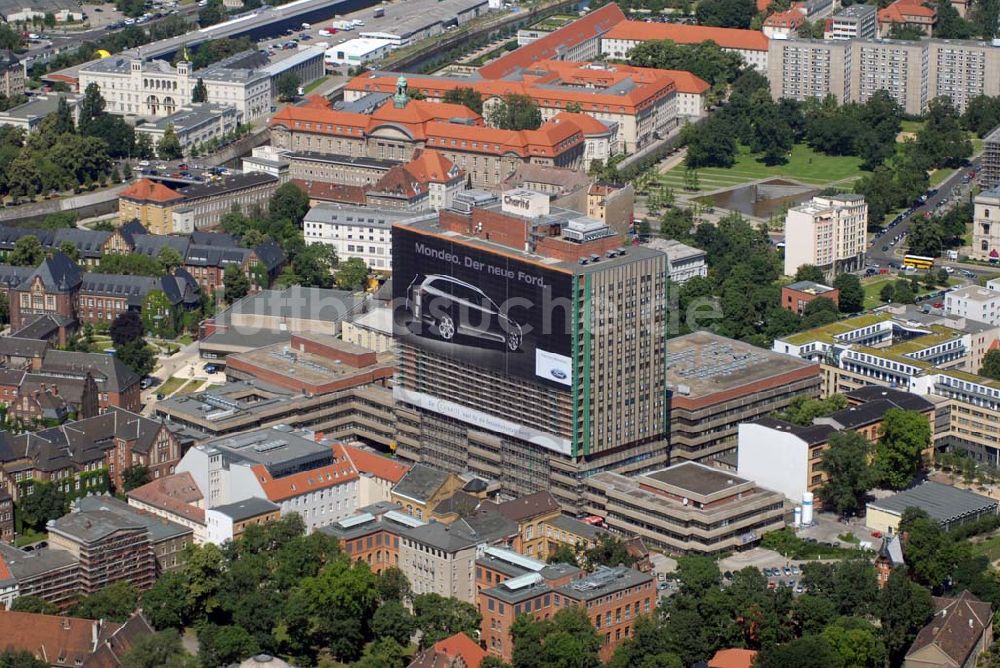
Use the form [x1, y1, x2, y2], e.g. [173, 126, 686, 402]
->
[660, 143, 866, 193]
[303, 76, 330, 95]
[971, 535, 1000, 561]
[158, 376, 188, 397]
[176, 380, 207, 396]
[899, 120, 925, 135]
[863, 277, 894, 309]
[14, 528, 46, 547]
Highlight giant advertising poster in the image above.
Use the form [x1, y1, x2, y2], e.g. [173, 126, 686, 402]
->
[392, 226, 574, 389]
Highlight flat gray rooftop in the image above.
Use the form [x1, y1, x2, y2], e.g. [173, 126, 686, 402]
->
[645, 462, 751, 496]
[868, 482, 998, 524]
[204, 427, 331, 470]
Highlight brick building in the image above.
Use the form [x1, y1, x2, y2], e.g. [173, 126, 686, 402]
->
[781, 281, 840, 315]
[74, 496, 192, 574]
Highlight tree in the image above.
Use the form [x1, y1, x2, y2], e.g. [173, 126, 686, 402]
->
[821, 617, 886, 668]
[792, 595, 837, 636]
[695, 0, 756, 27]
[198, 0, 225, 27]
[52, 96, 75, 135]
[277, 73, 300, 101]
[581, 535, 637, 570]
[801, 297, 840, 328]
[142, 289, 176, 338]
[879, 568, 933, 665]
[157, 246, 184, 273]
[794, 264, 826, 283]
[756, 635, 841, 668]
[16, 482, 67, 532]
[111, 311, 144, 346]
[121, 465, 150, 492]
[897, 507, 952, 588]
[980, 349, 1000, 379]
[442, 87, 484, 114]
[223, 265, 250, 304]
[78, 83, 106, 133]
[376, 567, 411, 604]
[72, 581, 139, 622]
[354, 637, 407, 668]
[487, 94, 542, 131]
[683, 116, 736, 168]
[511, 606, 602, 668]
[269, 182, 310, 224]
[11, 236, 45, 267]
[117, 339, 155, 378]
[157, 124, 183, 160]
[141, 571, 190, 630]
[413, 594, 481, 649]
[192, 78, 208, 103]
[197, 624, 259, 668]
[875, 408, 931, 489]
[546, 543, 580, 567]
[891, 280, 916, 305]
[676, 555, 721, 595]
[335, 257, 369, 290]
[817, 431, 874, 516]
[9, 596, 59, 615]
[372, 600, 416, 646]
[0, 652, 47, 668]
[833, 273, 863, 313]
[121, 629, 195, 668]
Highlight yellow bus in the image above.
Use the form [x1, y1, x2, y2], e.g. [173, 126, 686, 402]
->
[903, 255, 935, 270]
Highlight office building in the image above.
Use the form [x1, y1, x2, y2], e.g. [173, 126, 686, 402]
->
[119, 173, 279, 234]
[825, 4, 878, 40]
[303, 205, 418, 272]
[0, 51, 23, 99]
[583, 462, 786, 554]
[600, 21, 769, 70]
[479, 565, 655, 662]
[342, 444, 410, 506]
[784, 194, 867, 279]
[205, 498, 282, 545]
[0, 542, 79, 610]
[177, 427, 360, 533]
[945, 285, 1000, 325]
[73, 496, 191, 574]
[646, 238, 708, 284]
[272, 86, 586, 191]
[667, 331, 822, 463]
[134, 103, 242, 154]
[242, 146, 291, 183]
[345, 60, 681, 154]
[973, 187, 1000, 261]
[47, 509, 157, 595]
[781, 280, 840, 315]
[0, 93, 76, 133]
[866, 481, 997, 534]
[391, 190, 670, 512]
[341, 307, 394, 353]
[127, 472, 208, 544]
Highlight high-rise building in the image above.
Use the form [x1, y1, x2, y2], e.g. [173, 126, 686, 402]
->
[825, 5, 878, 40]
[783, 194, 868, 279]
[981, 126, 1000, 190]
[391, 190, 669, 512]
[768, 38, 852, 104]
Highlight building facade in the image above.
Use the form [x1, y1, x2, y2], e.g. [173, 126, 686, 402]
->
[600, 22, 769, 70]
[973, 187, 1000, 261]
[783, 194, 868, 279]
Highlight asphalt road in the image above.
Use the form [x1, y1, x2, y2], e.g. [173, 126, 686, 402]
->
[866, 157, 985, 274]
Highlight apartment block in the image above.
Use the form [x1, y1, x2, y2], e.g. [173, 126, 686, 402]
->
[583, 462, 786, 554]
[945, 285, 1000, 326]
[784, 194, 867, 279]
[769, 37, 1000, 114]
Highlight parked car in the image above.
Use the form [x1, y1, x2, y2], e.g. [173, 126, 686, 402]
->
[203, 363, 218, 373]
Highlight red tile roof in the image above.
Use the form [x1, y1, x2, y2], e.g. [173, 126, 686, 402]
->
[878, 0, 936, 22]
[550, 111, 611, 136]
[342, 444, 410, 483]
[479, 3, 626, 79]
[119, 178, 185, 205]
[659, 69, 711, 94]
[404, 149, 462, 184]
[432, 632, 487, 668]
[764, 8, 805, 28]
[709, 649, 758, 668]
[252, 443, 359, 502]
[127, 472, 205, 524]
[604, 20, 770, 51]
[292, 179, 367, 205]
[0, 610, 103, 667]
[906, 591, 992, 666]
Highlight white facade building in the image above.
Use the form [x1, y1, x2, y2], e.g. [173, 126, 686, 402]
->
[325, 38, 396, 66]
[177, 428, 360, 534]
[647, 238, 708, 284]
[302, 204, 423, 271]
[783, 194, 868, 279]
[945, 285, 1000, 326]
[737, 420, 826, 502]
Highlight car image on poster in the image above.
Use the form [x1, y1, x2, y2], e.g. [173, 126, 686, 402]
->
[393, 227, 574, 389]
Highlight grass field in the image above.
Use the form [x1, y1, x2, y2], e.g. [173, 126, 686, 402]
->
[972, 535, 1000, 561]
[303, 76, 330, 95]
[176, 380, 207, 396]
[863, 275, 960, 309]
[659, 144, 866, 194]
[14, 528, 45, 547]
[158, 376, 188, 397]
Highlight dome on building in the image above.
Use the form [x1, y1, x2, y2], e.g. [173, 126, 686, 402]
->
[238, 654, 293, 668]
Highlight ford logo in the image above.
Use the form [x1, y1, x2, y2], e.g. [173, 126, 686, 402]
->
[550, 369, 567, 380]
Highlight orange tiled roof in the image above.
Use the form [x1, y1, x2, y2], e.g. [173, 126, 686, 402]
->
[252, 443, 359, 502]
[604, 20, 770, 50]
[479, 3, 626, 79]
[757, 0, 772, 11]
[119, 178, 185, 204]
[0, 610, 103, 665]
[709, 649, 759, 668]
[764, 8, 805, 27]
[127, 472, 206, 524]
[433, 632, 487, 668]
[404, 149, 462, 184]
[0, 558, 10, 582]
[659, 69, 711, 94]
[292, 179, 367, 205]
[550, 111, 611, 135]
[342, 444, 410, 483]
[878, 0, 936, 22]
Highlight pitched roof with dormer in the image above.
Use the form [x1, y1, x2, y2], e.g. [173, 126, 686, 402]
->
[119, 178, 185, 205]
